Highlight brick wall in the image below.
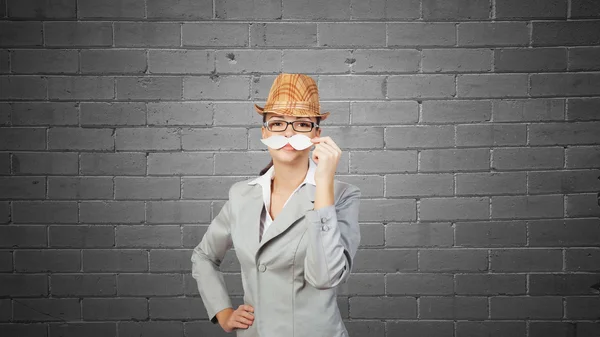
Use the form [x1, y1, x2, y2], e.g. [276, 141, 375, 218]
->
[1, 0, 599, 336]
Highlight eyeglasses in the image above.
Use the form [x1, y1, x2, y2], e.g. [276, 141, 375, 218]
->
[263, 120, 319, 132]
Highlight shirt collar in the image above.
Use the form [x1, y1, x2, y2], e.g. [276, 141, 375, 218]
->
[248, 158, 317, 187]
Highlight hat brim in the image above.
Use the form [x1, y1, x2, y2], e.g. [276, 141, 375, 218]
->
[254, 103, 330, 121]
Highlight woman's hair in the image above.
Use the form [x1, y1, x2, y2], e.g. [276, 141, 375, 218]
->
[258, 113, 322, 175]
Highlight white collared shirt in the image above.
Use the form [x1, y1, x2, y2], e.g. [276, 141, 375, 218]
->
[248, 158, 317, 240]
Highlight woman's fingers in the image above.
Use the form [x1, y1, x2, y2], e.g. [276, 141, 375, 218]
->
[232, 321, 249, 329]
[241, 304, 254, 313]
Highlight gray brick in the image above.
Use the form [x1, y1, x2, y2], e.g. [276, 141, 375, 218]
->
[251, 23, 317, 47]
[388, 23, 456, 46]
[567, 98, 600, 121]
[493, 99, 565, 122]
[387, 222, 453, 247]
[530, 273, 600, 295]
[0, 225, 47, 248]
[149, 249, 192, 272]
[49, 322, 117, 337]
[82, 298, 147, 320]
[491, 249, 562, 272]
[566, 248, 600, 271]
[117, 77, 182, 100]
[184, 321, 230, 337]
[0, 76, 47, 99]
[48, 127, 114, 150]
[387, 322, 454, 337]
[183, 23, 249, 47]
[114, 23, 180, 47]
[81, 153, 146, 175]
[51, 274, 116, 297]
[0, 50, 8, 73]
[530, 122, 600, 145]
[0, 176, 46, 199]
[14, 299, 80, 322]
[216, 50, 281, 74]
[216, 0, 281, 19]
[0, 128, 46, 150]
[13, 201, 78, 223]
[319, 23, 385, 47]
[358, 223, 384, 247]
[181, 127, 247, 150]
[422, 100, 491, 123]
[566, 297, 600, 319]
[337, 175, 383, 198]
[457, 172, 526, 195]
[282, 0, 349, 19]
[250, 74, 276, 99]
[116, 128, 180, 151]
[359, 199, 416, 222]
[149, 50, 214, 75]
[491, 296, 563, 319]
[10, 102, 79, 126]
[149, 297, 207, 320]
[422, 48, 492, 73]
[529, 219, 600, 247]
[83, 249, 148, 272]
[147, 0, 212, 19]
[421, 149, 490, 172]
[458, 74, 528, 98]
[0, 154, 8, 175]
[115, 177, 180, 200]
[386, 126, 454, 149]
[148, 153, 213, 176]
[316, 126, 383, 149]
[48, 76, 114, 100]
[49, 225, 114, 248]
[119, 321, 183, 337]
[80, 201, 145, 223]
[45, 22, 112, 47]
[351, 101, 418, 125]
[420, 249, 488, 272]
[531, 73, 600, 96]
[350, 0, 420, 19]
[81, 50, 146, 74]
[81, 102, 146, 126]
[386, 273, 453, 295]
[566, 146, 600, 168]
[0, 299, 10, 321]
[118, 274, 183, 296]
[353, 249, 417, 272]
[495, 48, 567, 72]
[0, 275, 48, 297]
[351, 49, 420, 73]
[184, 75, 250, 99]
[0, 21, 42, 47]
[116, 225, 181, 248]
[533, 21, 600, 46]
[455, 274, 526, 295]
[0, 251, 12, 272]
[457, 321, 526, 336]
[78, 0, 145, 18]
[492, 195, 564, 219]
[386, 174, 453, 197]
[496, 0, 567, 18]
[423, 0, 490, 20]
[529, 170, 600, 194]
[282, 50, 351, 73]
[7, 0, 76, 18]
[319, 75, 385, 99]
[388, 75, 455, 99]
[458, 22, 529, 46]
[15, 250, 80, 272]
[336, 273, 384, 296]
[350, 296, 416, 319]
[492, 147, 564, 170]
[529, 322, 578, 337]
[12, 153, 78, 175]
[146, 201, 211, 223]
[215, 152, 271, 175]
[148, 102, 212, 126]
[569, 46, 600, 71]
[420, 296, 488, 319]
[455, 221, 527, 246]
[566, 193, 600, 218]
[11, 49, 78, 74]
[457, 124, 527, 147]
[571, 0, 600, 17]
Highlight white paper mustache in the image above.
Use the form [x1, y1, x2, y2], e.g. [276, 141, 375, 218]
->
[260, 134, 314, 150]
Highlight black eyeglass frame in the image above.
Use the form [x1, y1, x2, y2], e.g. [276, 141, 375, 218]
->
[262, 120, 320, 132]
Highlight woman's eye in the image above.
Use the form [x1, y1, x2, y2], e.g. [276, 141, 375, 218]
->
[298, 122, 311, 127]
[271, 121, 283, 126]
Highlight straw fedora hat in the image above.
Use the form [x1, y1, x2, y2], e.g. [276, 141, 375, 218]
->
[254, 73, 330, 121]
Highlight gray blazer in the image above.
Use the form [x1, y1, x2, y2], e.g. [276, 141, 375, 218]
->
[191, 178, 361, 337]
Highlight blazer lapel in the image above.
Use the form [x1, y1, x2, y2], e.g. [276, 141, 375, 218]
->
[237, 184, 264, 259]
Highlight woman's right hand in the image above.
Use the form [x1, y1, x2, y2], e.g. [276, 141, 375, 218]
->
[219, 304, 255, 332]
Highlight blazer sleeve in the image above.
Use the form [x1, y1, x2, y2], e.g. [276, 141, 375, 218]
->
[191, 189, 234, 324]
[303, 185, 361, 289]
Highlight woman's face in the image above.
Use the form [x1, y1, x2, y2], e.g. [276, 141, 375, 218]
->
[261, 112, 321, 163]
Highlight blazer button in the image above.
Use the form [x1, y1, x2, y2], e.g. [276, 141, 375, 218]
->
[320, 217, 327, 224]
[258, 264, 267, 272]
[321, 224, 330, 231]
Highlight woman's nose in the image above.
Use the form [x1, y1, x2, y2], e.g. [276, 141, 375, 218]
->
[283, 124, 295, 137]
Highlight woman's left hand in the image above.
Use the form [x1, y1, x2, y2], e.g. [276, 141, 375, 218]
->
[311, 136, 342, 184]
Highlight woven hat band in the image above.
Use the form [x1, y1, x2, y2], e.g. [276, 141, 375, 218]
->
[264, 101, 320, 112]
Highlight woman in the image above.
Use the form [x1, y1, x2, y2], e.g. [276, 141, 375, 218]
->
[191, 73, 361, 337]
